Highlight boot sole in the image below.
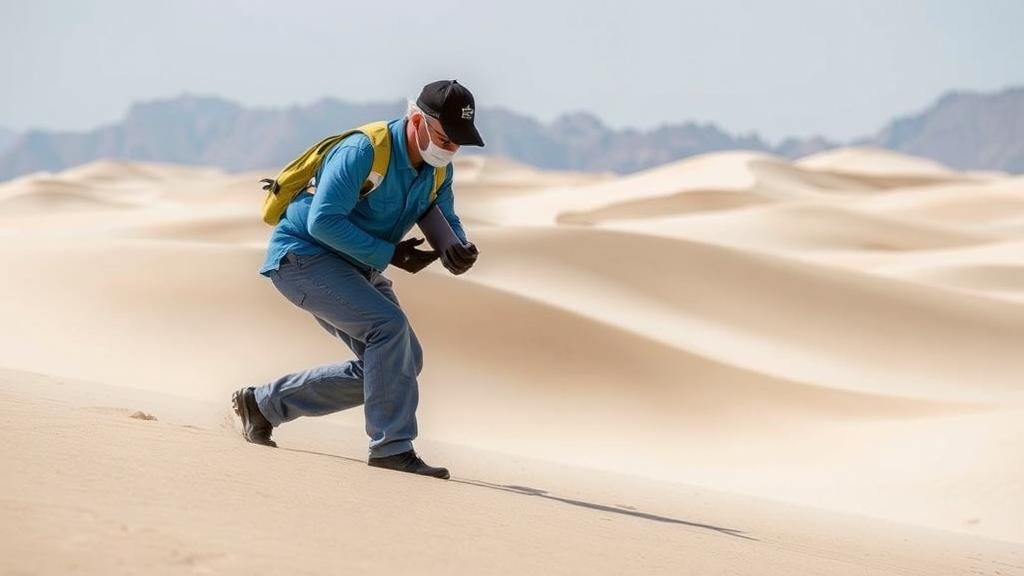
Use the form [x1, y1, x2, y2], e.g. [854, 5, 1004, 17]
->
[232, 388, 277, 448]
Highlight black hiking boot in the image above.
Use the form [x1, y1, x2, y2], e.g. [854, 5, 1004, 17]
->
[232, 387, 277, 447]
[368, 449, 450, 479]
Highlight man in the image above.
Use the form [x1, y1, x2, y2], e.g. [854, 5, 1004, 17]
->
[232, 80, 483, 480]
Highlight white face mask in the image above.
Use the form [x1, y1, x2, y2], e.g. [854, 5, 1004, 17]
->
[415, 114, 456, 168]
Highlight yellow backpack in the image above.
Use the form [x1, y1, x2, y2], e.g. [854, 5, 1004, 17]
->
[260, 120, 447, 225]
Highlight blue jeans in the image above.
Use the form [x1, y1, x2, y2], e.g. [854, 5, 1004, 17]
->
[254, 250, 422, 458]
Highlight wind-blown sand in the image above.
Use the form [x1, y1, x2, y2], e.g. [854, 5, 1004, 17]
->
[2, 150, 1023, 574]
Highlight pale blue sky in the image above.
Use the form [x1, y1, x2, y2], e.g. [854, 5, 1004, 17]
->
[1, 0, 1021, 141]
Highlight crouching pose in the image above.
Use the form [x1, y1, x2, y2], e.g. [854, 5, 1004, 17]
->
[233, 80, 484, 479]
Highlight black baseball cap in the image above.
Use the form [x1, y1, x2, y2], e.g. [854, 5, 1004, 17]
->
[415, 80, 485, 147]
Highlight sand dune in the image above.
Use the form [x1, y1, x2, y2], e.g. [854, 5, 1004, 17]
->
[0, 173, 137, 214]
[454, 154, 611, 190]
[883, 262, 1024, 301]
[2, 149, 1023, 572]
[57, 159, 196, 182]
[127, 210, 269, 244]
[491, 150, 968, 227]
[464, 225, 1024, 404]
[597, 201, 998, 252]
[488, 152, 782, 226]
[0, 234, 966, 430]
[850, 177, 1024, 227]
[8, 370, 1021, 576]
[1, 187, 134, 214]
[441, 156, 610, 225]
[795, 146, 982, 188]
[556, 188, 772, 224]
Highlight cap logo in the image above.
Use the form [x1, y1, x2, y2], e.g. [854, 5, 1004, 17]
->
[461, 105, 474, 120]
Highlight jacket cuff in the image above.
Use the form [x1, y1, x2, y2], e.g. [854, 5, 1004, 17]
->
[368, 240, 396, 271]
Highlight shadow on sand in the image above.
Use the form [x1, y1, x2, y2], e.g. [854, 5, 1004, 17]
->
[283, 447, 756, 541]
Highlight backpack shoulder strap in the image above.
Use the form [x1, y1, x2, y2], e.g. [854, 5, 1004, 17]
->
[428, 163, 449, 205]
[354, 121, 391, 198]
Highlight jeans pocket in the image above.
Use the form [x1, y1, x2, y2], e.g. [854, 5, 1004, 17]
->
[291, 251, 333, 269]
[270, 268, 308, 308]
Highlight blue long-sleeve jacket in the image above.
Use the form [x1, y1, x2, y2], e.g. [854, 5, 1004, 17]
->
[260, 117, 468, 276]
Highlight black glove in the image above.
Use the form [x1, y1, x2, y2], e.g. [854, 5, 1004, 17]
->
[390, 237, 438, 274]
[442, 241, 479, 275]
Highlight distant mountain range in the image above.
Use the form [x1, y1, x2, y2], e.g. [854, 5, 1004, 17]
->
[0, 128, 15, 156]
[1, 86, 1021, 181]
[863, 88, 1024, 173]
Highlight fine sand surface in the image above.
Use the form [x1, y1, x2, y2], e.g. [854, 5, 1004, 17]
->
[2, 150, 1023, 573]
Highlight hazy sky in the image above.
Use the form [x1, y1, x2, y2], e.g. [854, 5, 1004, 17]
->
[1, 0, 1021, 141]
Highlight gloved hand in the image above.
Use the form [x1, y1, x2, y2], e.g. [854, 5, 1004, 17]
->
[442, 241, 479, 275]
[390, 237, 438, 274]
